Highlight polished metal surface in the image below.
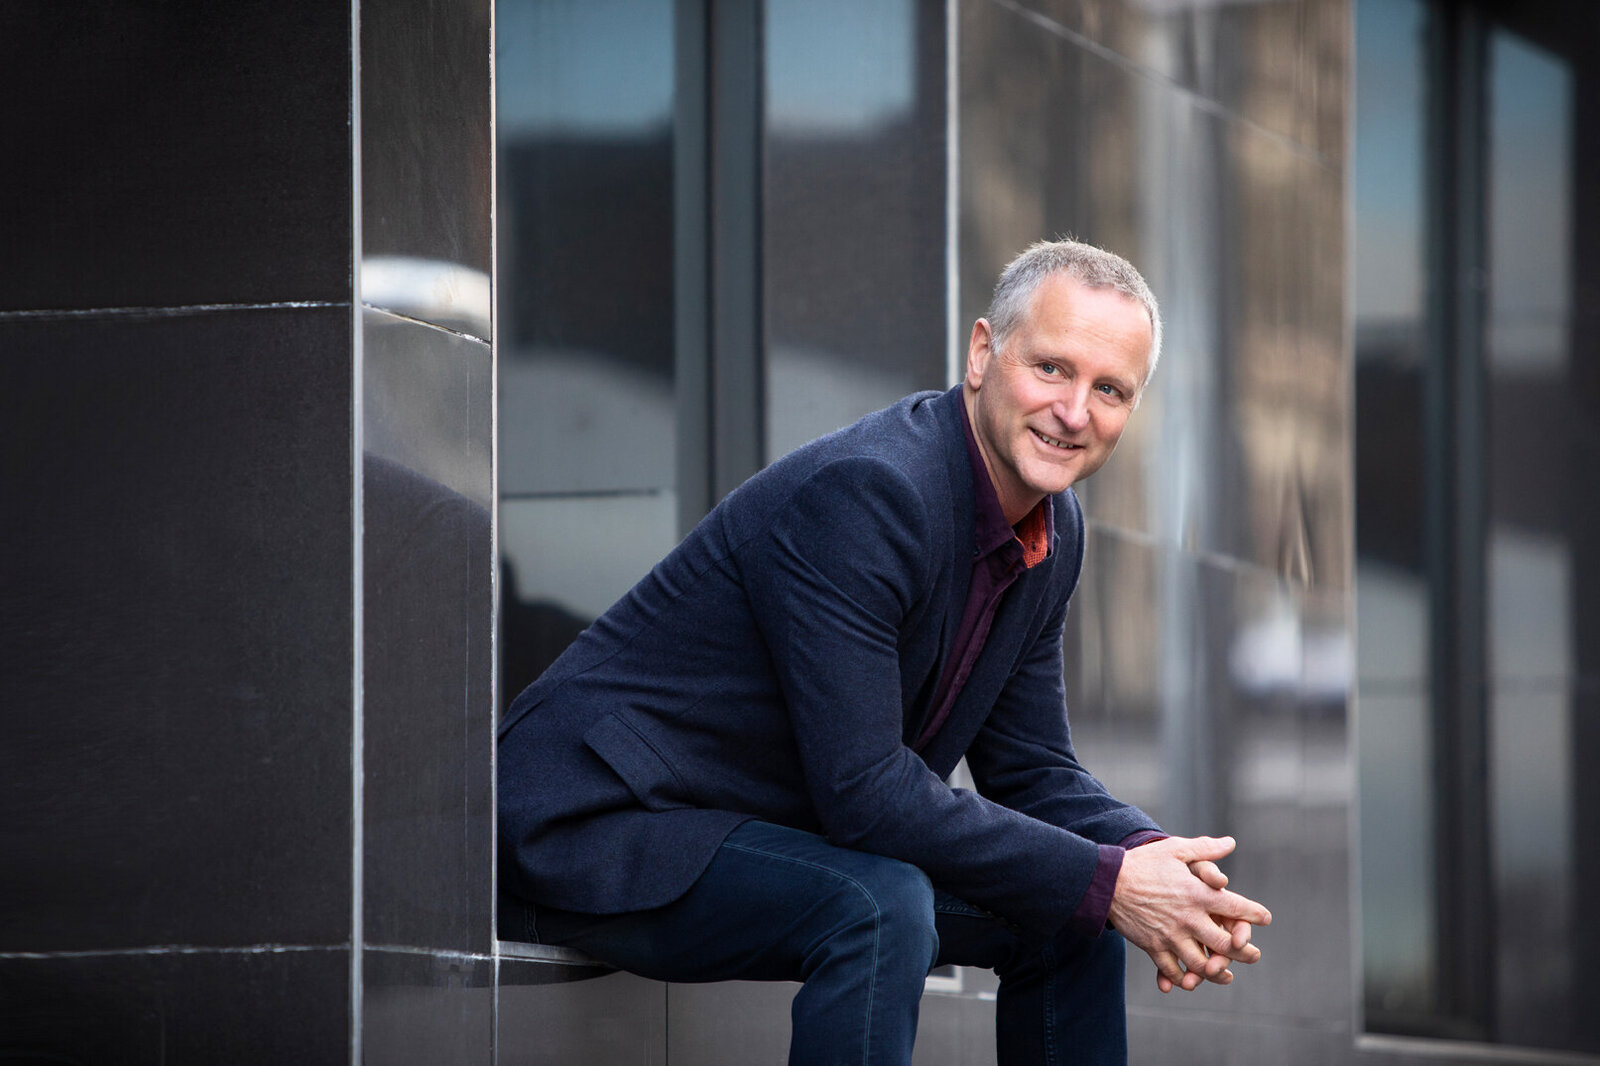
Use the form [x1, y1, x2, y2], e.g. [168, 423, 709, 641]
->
[356, 11, 498, 1060]
[362, 309, 495, 957]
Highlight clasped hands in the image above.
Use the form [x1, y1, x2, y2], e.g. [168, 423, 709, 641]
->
[1105, 835, 1272, 993]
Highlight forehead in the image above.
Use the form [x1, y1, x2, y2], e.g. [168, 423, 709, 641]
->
[1017, 274, 1152, 369]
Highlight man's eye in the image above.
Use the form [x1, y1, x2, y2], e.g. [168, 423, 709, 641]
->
[1039, 362, 1060, 375]
[1096, 383, 1122, 398]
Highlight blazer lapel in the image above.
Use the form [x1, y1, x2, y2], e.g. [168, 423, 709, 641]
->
[904, 388, 979, 744]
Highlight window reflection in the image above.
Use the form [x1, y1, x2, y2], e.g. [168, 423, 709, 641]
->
[1353, 0, 1437, 1027]
[1485, 27, 1578, 1051]
[496, 0, 678, 698]
[762, 0, 946, 461]
[1356, 1, 1598, 1053]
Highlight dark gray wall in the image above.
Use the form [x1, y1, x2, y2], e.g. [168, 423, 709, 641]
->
[0, 1, 495, 1060]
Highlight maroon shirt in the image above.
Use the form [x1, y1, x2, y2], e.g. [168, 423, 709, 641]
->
[915, 394, 1163, 936]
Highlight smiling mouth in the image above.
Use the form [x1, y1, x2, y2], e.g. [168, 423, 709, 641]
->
[1031, 428, 1080, 451]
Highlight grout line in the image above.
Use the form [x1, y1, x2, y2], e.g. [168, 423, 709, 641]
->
[0, 301, 348, 321]
[359, 302, 490, 345]
[349, 0, 366, 1059]
[366, 944, 498, 962]
[0, 945, 348, 960]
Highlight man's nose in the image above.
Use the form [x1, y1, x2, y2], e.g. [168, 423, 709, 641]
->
[1054, 388, 1091, 433]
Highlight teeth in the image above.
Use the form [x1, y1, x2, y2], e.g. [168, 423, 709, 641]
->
[1033, 429, 1072, 449]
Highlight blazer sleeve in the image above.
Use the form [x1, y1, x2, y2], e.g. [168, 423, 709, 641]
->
[963, 589, 1162, 846]
[735, 456, 1114, 935]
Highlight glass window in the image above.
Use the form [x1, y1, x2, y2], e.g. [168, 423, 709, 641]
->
[1355, 0, 1600, 1054]
[1484, 26, 1579, 1053]
[496, 0, 679, 699]
[761, 0, 947, 461]
[1352, 0, 1438, 1030]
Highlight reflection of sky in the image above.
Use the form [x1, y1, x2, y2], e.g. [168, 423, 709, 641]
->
[497, 0, 673, 137]
[495, 0, 914, 139]
[766, 0, 913, 134]
[1488, 31, 1571, 372]
[1352, 0, 1424, 323]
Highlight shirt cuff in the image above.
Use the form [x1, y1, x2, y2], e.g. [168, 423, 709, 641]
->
[1065, 832, 1169, 938]
[1065, 844, 1124, 938]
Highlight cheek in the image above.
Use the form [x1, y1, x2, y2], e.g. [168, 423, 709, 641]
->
[1092, 413, 1130, 447]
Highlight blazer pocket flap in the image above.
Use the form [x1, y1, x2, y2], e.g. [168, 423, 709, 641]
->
[582, 712, 688, 812]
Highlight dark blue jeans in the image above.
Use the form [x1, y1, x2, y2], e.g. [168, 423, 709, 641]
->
[522, 821, 1127, 1065]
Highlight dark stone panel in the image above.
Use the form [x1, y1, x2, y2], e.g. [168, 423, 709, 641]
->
[363, 948, 493, 1063]
[663, 981, 1000, 1065]
[665, 982, 793, 1064]
[0, 3, 353, 312]
[0, 947, 350, 1064]
[913, 991, 999, 1066]
[496, 968, 667, 1064]
[363, 312, 494, 953]
[0, 307, 354, 951]
[360, 0, 493, 334]
[1128, 1008, 1347, 1065]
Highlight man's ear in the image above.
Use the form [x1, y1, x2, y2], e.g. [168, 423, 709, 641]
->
[965, 319, 994, 390]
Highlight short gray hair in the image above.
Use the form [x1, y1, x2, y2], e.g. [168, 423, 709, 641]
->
[985, 239, 1163, 387]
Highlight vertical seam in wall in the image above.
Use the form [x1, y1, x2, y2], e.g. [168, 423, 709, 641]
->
[945, 0, 961, 386]
[1342, 0, 1363, 1038]
[488, 0, 502, 1047]
[349, 0, 365, 1059]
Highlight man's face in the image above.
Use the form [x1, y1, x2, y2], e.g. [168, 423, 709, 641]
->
[964, 273, 1152, 522]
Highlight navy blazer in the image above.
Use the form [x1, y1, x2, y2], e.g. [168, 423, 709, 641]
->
[498, 386, 1158, 936]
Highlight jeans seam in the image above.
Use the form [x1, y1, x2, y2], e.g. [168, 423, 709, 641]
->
[1043, 942, 1060, 1066]
[720, 841, 885, 1065]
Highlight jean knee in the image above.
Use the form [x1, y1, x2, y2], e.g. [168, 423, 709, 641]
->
[845, 858, 938, 971]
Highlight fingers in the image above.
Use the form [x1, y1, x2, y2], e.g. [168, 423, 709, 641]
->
[1226, 919, 1261, 964]
[1120, 834, 1270, 994]
[1151, 948, 1185, 993]
[1189, 859, 1229, 889]
[1173, 933, 1216, 981]
[1211, 887, 1272, 927]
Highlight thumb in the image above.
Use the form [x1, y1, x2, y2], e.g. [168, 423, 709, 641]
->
[1171, 835, 1236, 864]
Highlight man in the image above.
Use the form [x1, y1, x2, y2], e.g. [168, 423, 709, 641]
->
[498, 240, 1271, 1064]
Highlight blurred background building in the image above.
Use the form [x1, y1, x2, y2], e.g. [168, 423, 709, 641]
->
[3, 0, 1596, 1062]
